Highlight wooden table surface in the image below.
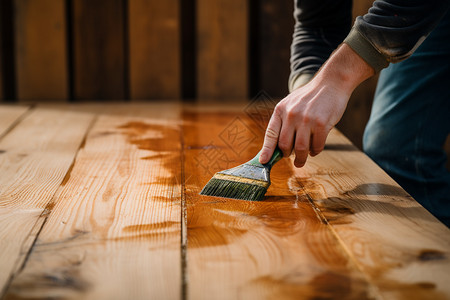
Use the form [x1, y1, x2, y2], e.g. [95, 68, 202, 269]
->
[0, 102, 449, 300]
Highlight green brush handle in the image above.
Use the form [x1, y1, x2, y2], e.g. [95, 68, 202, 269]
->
[247, 147, 283, 170]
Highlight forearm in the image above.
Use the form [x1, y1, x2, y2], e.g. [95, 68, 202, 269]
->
[312, 43, 374, 95]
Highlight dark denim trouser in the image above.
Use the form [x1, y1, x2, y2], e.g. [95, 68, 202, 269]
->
[363, 10, 450, 227]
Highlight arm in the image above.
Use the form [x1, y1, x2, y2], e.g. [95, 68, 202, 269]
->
[260, 44, 374, 167]
[261, 0, 450, 167]
[346, 0, 450, 70]
[289, 0, 352, 91]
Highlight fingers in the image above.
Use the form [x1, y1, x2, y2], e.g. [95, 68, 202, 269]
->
[293, 129, 310, 168]
[259, 112, 282, 164]
[310, 127, 329, 156]
[278, 122, 295, 158]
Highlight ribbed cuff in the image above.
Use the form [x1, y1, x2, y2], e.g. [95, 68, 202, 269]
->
[344, 27, 389, 73]
[288, 72, 315, 92]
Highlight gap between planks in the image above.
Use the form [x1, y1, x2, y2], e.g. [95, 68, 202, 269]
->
[179, 124, 188, 300]
[300, 181, 383, 299]
[0, 105, 33, 141]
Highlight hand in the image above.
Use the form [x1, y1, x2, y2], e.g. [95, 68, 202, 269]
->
[259, 44, 375, 167]
[260, 78, 350, 167]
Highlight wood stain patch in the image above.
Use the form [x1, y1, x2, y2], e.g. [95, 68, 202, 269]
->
[182, 109, 375, 298]
[6, 269, 90, 299]
[117, 121, 182, 188]
[244, 271, 369, 300]
[417, 249, 446, 261]
[123, 221, 179, 233]
[118, 121, 180, 152]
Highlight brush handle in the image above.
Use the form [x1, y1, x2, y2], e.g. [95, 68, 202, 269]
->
[247, 147, 283, 170]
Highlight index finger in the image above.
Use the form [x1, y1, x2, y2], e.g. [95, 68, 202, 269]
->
[259, 113, 282, 164]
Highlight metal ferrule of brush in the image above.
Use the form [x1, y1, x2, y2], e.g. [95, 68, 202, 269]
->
[219, 148, 283, 184]
[200, 148, 283, 201]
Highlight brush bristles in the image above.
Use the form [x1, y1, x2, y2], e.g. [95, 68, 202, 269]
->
[200, 177, 267, 201]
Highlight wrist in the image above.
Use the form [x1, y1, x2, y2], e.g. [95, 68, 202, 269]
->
[312, 44, 375, 95]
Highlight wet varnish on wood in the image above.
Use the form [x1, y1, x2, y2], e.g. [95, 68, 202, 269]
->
[0, 103, 449, 300]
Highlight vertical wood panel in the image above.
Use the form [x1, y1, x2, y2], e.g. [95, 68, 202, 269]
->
[72, 0, 125, 100]
[128, 0, 180, 100]
[197, 0, 248, 100]
[0, 7, 3, 101]
[0, 0, 16, 101]
[14, 0, 68, 101]
[251, 0, 293, 98]
[180, 0, 197, 99]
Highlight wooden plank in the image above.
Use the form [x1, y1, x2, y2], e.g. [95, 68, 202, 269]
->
[182, 106, 376, 299]
[14, 0, 68, 101]
[72, 0, 125, 100]
[0, 105, 29, 137]
[293, 129, 450, 299]
[0, 107, 94, 295]
[4, 104, 182, 299]
[128, 0, 180, 100]
[196, 0, 249, 100]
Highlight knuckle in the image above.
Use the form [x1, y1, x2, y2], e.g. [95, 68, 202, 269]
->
[262, 144, 273, 150]
[300, 112, 311, 125]
[265, 127, 279, 140]
[278, 141, 290, 151]
[295, 144, 307, 153]
[315, 117, 327, 129]
[286, 109, 297, 121]
[273, 104, 283, 115]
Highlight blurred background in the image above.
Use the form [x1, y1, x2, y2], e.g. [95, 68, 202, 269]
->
[0, 0, 448, 157]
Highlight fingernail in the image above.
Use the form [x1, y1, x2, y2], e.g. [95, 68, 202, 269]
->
[259, 153, 267, 162]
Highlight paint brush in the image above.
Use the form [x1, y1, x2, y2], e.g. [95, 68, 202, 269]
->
[200, 148, 283, 201]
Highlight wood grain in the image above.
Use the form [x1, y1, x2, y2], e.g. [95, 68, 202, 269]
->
[182, 106, 375, 299]
[196, 0, 249, 100]
[14, 0, 68, 101]
[0, 105, 29, 137]
[293, 129, 450, 299]
[72, 0, 125, 100]
[1, 102, 448, 299]
[4, 104, 183, 299]
[0, 107, 93, 295]
[128, 0, 180, 100]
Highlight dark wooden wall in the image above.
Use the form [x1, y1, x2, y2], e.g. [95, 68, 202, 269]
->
[1, 0, 375, 103]
[1, 0, 449, 162]
[0, 0, 295, 102]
